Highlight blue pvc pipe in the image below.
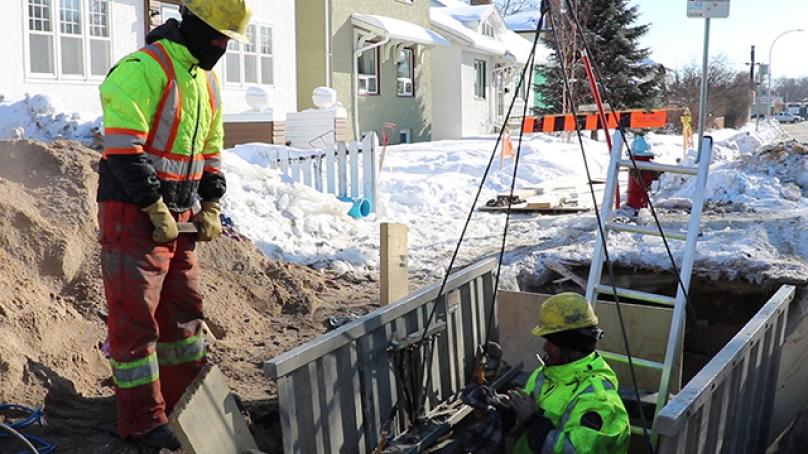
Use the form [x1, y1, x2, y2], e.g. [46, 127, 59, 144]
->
[338, 197, 372, 218]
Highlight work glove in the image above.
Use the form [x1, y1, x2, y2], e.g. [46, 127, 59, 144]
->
[193, 201, 222, 242]
[142, 198, 179, 243]
[505, 389, 538, 423]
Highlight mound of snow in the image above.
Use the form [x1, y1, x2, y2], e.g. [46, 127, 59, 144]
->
[0, 95, 101, 145]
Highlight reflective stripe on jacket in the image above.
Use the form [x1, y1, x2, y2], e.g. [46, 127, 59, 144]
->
[513, 353, 630, 454]
[98, 23, 225, 211]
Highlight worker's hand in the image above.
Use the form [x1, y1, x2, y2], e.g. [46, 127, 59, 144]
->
[142, 198, 179, 243]
[506, 389, 538, 423]
[193, 201, 222, 242]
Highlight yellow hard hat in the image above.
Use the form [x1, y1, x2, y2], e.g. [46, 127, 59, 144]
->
[532, 292, 599, 337]
[182, 0, 253, 43]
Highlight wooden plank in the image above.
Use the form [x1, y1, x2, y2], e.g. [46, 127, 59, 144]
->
[302, 158, 313, 187]
[278, 147, 290, 175]
[337, 143, 348, 198]
[291, 158, 301, 184]
[498, 291, 547, 372]
[380, 223, 409, 306]
[309, 361, 327, 452]
[349, 141, 360, 199]
[314, 158, 324, 192]
[344, 342, 367, 452]
[278, 376, 298, 454]
[544, 260, 587, 290]
[596, 300, 678, 393]
[325, 144, 336, 195]
[357, 336, 379, 449]
[293, 366, 317, 453]
[321, 353, 342, 453]
[169, 364, 258, 454]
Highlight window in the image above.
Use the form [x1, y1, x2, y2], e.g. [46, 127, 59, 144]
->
[396, 48, 414, 97]
[260, 25, 273, 85]
[28, 0, 55, 74]
[25, 0, 111, 78]
[481, 22, 495, 38]
[474, 60, 486, 99]
[88, 0, 111, 76]
[399, 129, 412, 144]
[224, 23, 274, 86]
[357, 47, 379, 96]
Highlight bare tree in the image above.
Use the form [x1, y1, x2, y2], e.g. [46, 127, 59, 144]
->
[495, 0, 540, 15]
[665, 55, 754, 128]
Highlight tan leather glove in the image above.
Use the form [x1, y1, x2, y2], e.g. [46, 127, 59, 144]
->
[193, 201, 222, 242]
[142, 198, 179, 243]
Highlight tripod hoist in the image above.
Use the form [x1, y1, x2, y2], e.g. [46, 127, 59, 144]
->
[379, 1, 713, 453]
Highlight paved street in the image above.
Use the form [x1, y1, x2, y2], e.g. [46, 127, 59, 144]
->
[782, 121, 808, 143]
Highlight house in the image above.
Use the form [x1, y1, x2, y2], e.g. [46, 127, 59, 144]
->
[295, 0, 450, 144]
[504, 8, 553, 115]
[1, 0, 296, 116]
[429, 0, 538, 139]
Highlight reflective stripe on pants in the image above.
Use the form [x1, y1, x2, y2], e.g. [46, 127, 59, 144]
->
[100, 201, 206, 438]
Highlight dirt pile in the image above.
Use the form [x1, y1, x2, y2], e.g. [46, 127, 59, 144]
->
[0, 139, 377, 453]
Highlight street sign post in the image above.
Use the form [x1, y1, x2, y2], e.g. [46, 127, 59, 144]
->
[687, 0, 730, 19]
[687, 0, 730, 161]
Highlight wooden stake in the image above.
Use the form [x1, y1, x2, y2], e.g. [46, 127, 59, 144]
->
[380, 223, 409, 306]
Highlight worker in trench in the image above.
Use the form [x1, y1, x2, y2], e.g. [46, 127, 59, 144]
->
[445, 293, 630, 453]
[96, 0, 251, 450]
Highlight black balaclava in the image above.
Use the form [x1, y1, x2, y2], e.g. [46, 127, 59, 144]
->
[180, 10, 227, 70]
[543, 326, 602, 355]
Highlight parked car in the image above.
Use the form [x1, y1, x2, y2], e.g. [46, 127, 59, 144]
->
[774, 112, 803, 123]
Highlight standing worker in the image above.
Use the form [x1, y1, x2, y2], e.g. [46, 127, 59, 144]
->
[507, 293, 630, 453]
[97, 0, 251, 449]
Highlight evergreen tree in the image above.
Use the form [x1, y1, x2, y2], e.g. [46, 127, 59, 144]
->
[536, 0, 662, 114]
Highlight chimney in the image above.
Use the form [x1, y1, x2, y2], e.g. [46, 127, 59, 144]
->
[469, 0, 492, 5]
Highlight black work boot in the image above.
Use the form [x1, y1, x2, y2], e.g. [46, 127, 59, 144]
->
[136, 424, 182, 451]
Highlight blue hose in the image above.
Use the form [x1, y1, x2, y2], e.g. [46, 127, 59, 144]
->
[0, 404, 57, 454]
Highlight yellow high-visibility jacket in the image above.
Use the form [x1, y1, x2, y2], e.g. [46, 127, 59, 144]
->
[514, 353, 630, 453]
[98, 20, 225, 212]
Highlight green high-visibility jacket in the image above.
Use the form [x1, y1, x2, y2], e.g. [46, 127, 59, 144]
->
[513, 353, 630, 454]
[97, 20, 225, 212]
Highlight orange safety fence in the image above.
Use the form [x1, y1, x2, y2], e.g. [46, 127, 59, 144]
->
[521, 109, 675, 133]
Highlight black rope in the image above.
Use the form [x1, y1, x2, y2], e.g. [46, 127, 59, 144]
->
[415, 4, 548, 352]
[547, 2, 654, 452]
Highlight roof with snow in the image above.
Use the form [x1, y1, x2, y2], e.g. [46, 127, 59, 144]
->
[504, 10, 550, 33]
[429, 4, 535, 64]
[351, 14, 450, 47]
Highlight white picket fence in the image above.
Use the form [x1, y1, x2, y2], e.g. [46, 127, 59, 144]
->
[249, 133, 379, 213]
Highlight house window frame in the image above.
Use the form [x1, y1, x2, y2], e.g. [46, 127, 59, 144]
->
[474, 59, 487, 99]
[481, 22, 495, 38]
[396, 47, 415, 98]
[23, 0, 113, 82]
[357, 46, 380, 96]
[399, 129, 412, 144]
[223, 22, 275, 88]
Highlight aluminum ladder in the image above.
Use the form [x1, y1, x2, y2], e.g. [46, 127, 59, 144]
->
[584, 131, 713, 441]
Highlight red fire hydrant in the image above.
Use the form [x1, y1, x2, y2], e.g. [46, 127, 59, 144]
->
[626, 134, 656, 210]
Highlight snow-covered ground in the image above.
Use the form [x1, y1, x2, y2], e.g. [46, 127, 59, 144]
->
[0, 92, 803, 287]
[222, 119, 808, 286]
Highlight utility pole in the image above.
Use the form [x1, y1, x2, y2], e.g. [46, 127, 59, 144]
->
[750, 45, 756, 83]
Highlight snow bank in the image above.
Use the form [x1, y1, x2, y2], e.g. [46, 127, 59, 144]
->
[223, 119, 805, 286]
[0, 94, 101, 145]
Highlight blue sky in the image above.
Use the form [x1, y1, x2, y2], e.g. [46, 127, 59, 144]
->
[636, 0, 808, 78]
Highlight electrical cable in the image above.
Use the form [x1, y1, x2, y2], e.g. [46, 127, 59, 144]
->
[547, 2, 654, 452]
[0, 422, 39, 454]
